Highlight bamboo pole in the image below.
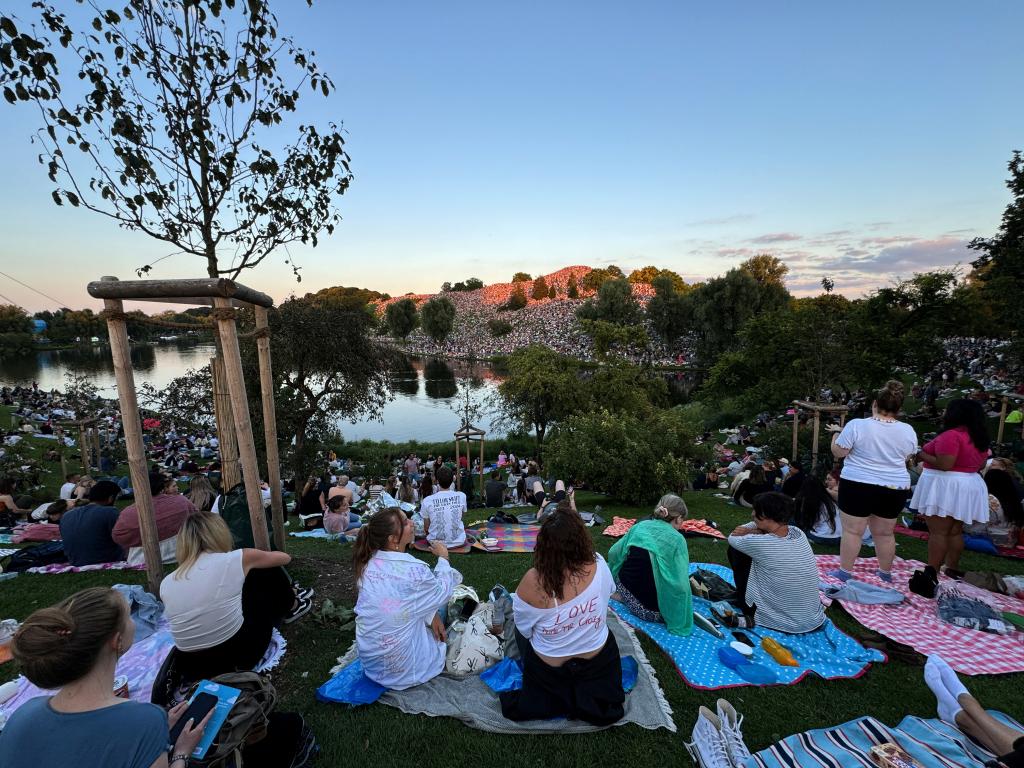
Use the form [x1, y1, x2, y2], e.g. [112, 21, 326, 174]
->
[254, 306, 285, 551]
[78, 425, 90, 475]
[791, 407, 799, 462]
[92, 428, 102, 472]
[100, 281, 163, 593]
[211, 355, 241, 491]
[479, 437, 485, 496]
[997, 396, 1008, 444]
[811, 410, 821, 470]
[212, 298, 270, 551]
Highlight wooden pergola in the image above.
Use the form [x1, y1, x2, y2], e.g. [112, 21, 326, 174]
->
[791, 400, 849, 468]
[996, 393, 1024, 444]
[453, 422, 485, 496]
[87, 277, 285, 593]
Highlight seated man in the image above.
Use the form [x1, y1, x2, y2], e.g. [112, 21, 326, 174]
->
[59, 481, 125, 566]
[421, 466, 467, 548]
[727, 491, 825, 633]
[113, 471, 197, 565]
[484, 470, 506, 508]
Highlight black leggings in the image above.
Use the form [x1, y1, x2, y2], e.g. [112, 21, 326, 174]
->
[499, 629, 625, 726]
[727, 545, 756, 618]
[176, 566, 295, 681]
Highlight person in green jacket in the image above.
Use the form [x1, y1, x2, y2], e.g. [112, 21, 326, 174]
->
[608, 494, 693, 636]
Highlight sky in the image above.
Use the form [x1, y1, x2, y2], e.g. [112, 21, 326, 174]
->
[1, 0, 1022, 313]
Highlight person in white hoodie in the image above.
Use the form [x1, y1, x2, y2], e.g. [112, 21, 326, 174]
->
[352, 507, 462, 689]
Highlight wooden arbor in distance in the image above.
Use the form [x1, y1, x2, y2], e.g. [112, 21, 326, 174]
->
[791, 400, 849, 469]
[453, 422, 485, 497]
[87, 277, 285, 593]
[996, 393, 1024, 445]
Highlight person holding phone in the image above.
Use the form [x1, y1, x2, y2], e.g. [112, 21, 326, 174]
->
[0, 587, 211, 768]
[352, 507, 463, 689]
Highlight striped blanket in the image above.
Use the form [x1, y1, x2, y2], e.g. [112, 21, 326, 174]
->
[817, 555, 1024, 675]
[750, 711, 1022, 768]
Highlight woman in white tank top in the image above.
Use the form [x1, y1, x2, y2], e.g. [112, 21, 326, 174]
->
[500, 501, 624, 726]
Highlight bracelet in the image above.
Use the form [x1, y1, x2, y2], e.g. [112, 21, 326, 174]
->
[170, 754, 190, 767]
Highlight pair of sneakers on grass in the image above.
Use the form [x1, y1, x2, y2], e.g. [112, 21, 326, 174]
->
[687, 699, 751, 768]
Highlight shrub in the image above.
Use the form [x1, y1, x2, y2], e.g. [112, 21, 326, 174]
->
[487, 318, 513, 337]
[499, 285, 528, 312]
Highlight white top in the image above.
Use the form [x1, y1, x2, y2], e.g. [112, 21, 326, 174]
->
[835, 418, 918, 489]
[355, 551, 462, 690]
[160, 550, 246, 652]
[512, 555, 614, 659]
[59, 482, 76, 500]
[421, 489, 467, 547]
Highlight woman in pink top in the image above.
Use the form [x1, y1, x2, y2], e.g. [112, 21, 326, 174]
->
[910, 399, 991, 580]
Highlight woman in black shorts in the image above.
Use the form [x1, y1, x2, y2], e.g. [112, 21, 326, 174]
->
[534, 479, 571, 522]
[828, 380, 918, 583]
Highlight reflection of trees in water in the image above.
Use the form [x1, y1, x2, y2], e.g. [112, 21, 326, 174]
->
[664, 371, 704, 405]
[391, 356, 420, 396]
[424, 358, 458, 399]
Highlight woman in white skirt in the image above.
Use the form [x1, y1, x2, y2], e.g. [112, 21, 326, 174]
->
[911, 399, 991, 581]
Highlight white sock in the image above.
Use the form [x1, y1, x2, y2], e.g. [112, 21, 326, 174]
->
[925, 656, 963, 724]
[934, 654, 969, 699]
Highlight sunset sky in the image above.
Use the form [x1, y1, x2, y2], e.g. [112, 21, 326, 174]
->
[1, 1, 1022, 312]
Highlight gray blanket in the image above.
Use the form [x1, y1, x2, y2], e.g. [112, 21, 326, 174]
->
[334, 612, 676, 734]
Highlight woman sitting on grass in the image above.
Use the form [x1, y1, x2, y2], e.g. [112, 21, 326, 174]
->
[727, 492, 825, 634]
[733, 464, 773, 508]
[186, 474, 216, 513]
[500, 502, 624, 726]
[0, 587, 210, 768]
[608, 494, 693, 636]
[160, 513, 311, 681]
[353, 508, 461, 689]
[324, 495, 362, 536]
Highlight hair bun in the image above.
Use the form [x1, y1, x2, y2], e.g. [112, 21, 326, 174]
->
[885, 380, 904, 394]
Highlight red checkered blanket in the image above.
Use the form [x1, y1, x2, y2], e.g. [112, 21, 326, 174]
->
[602, 516, 725, 540]
[894, 524, 1024, 560]
[817, 555, 1024, 675]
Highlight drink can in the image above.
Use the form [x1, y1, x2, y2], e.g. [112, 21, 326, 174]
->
[113, 675, 129, 699]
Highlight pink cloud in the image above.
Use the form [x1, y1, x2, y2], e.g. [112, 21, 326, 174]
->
[746, 232, 802, 244]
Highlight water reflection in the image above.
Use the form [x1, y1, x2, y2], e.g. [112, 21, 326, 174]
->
[390, 356, 419, 397]
[424, 358, 457, 400]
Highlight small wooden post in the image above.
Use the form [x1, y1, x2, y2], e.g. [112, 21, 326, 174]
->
[811, 409, 821, 470]
[479, 436, 485, 496]
[92, 427, 102, 472]
[211, 354, 241, 491]
[791, 405, 799, 462]
[100, 278, 163, 593]
[77, 424, 90, 475]
[997, 396, 1008, 444]
[254, 306, 285, 551]
[212, 298, 270, 551]
[56, 427, 68, 479]
[454, 437, 460, 479]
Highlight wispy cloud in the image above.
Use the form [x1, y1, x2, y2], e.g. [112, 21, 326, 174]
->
[746, 232, 802, 244]
[687, 213, 755, 227]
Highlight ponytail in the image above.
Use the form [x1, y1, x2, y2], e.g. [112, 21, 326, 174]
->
[352, 507, 406, 583]
[13, 587, 126, 689]
[875, 379, 905, 414]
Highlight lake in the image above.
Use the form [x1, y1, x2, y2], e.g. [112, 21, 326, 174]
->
[0, 342, 702, 442]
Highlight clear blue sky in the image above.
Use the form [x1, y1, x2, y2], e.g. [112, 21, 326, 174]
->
[1, 0, 1022, 311]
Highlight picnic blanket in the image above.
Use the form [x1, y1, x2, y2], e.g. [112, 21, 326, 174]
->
[817, 555, 1024, 675]
[751, 710, 1023, 768]
[612, 562, 884, 690]
[0, 620, 286, 717]
[289, 529, 345, 540]
[25, 560, 147, 574]
[602, 516, 725, 540]
[0, 548, 19, 559]
[894, 524, 1024, 560]
[316, 612, 675, 734]
[411, 524, 539, 554]
[412, 537, 474, 554]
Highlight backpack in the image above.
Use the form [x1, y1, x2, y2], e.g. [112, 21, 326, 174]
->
[184, 672, 278, 768]
[219, 484, 275, 551]
[6, 541, 67, 572]
[689, 568, 738, 603]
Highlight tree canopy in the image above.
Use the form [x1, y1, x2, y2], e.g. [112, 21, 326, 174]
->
[577, 277, 641, 326]
[384, 298, 419, 339]
[420, 296, 457, 343]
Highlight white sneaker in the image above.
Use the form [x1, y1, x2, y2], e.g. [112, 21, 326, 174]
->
[686, 706, 733, 768]
[716, 699, 752, 767]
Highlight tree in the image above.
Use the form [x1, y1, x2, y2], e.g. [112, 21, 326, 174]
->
[1, 0, 351, 279]
[499, 284, 528, 312]
[646, 273, 688, 341]
[0, 304, 33, 353]
[577, 278, 641, 325]
[261, 296, 392, 477]
[740, 254, 790, 287]
[566, 275, 580, 299]
[140, 366, 216, 432]
[581, 265, 625, 293]
[512, 272, 532, 283]
[628, 266, 687, 292]
[531, 276, 549, 301]
[969, 150, 1024, 365]
[548, 284, 557, 299]
[420, 296, 457, 343]
[578, 318, 648, 358]
[487, 318, 513, 337]
[495, 346, 585, 459]
[821, 277, 835, 294]
[384, 298, 419, 340]
[464, 277, 484, 291]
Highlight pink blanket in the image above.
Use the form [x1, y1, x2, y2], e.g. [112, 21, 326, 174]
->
[817, 555, 1024, 675]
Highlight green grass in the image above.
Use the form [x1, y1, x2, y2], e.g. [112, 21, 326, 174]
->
[3, 490, 1023, 767]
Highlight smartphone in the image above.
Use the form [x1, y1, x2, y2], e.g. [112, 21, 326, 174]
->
[168, 691, 218, 745]
[731, 631, 755, 648]
[459, 598, 479, 621]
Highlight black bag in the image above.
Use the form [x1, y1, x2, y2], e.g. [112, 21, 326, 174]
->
[6, 541, 68, 572]
[219, 484, 275, 551]
[689, 568, 738, 603]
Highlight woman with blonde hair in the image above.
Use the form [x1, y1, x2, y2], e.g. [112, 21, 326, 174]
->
[186, 474, 216, 512]
[0, 587, 210, 767]
[608, 494, 693, 635]
[160, 512, 310, 680]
